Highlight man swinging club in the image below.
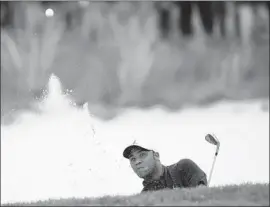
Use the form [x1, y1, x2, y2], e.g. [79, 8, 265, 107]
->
[123, 142, 207, 192]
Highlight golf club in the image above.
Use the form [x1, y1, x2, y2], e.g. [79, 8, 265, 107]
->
[205, 133, 220, 186]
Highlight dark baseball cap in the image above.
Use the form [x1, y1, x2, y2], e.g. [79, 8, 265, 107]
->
[123, 144, 151, 159]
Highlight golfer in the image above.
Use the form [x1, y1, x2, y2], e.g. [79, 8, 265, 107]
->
[123, 143, 207, 192]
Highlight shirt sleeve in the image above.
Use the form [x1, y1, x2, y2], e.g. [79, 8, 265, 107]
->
[176, 158, 208, 188]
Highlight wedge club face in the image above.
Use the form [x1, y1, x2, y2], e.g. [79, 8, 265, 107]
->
[205, 134, 219, 146]
[206, 133, 220, 156]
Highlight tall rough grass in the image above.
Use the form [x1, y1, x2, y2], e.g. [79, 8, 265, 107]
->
[4, 183, 269, 206]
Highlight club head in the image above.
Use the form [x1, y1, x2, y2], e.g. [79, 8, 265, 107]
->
[205, 134, 220, 146]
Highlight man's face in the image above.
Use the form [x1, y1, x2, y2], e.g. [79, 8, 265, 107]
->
[129, 149, 158, 179]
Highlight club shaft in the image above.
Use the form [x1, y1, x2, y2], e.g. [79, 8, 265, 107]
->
[207, 154, 217, 186]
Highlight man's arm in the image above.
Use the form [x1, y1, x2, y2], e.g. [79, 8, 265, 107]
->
[176, 159, 208, 188]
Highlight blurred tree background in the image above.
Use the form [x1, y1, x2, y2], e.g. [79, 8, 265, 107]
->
[1, 1, 269, 121]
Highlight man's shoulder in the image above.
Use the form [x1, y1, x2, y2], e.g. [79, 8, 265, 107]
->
[167, 158, 197, 169]
[164, 158, 198, 188]
[165, 158, 208, 187]
[166, 158, 205, 175]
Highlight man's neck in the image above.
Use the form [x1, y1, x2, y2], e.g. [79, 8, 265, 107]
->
[146, 165, 164, 181]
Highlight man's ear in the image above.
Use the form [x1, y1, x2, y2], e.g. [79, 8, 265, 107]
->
[153, 151, 160, 160]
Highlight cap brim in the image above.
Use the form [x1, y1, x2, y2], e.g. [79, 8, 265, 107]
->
[123, 145, 151, 159]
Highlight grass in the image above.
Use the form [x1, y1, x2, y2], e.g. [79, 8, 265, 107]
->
[3, 183, 269, 206]
[1, 2, 269, 122]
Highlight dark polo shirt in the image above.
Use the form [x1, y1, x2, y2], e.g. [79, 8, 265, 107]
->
[142, 159, 207, 192]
